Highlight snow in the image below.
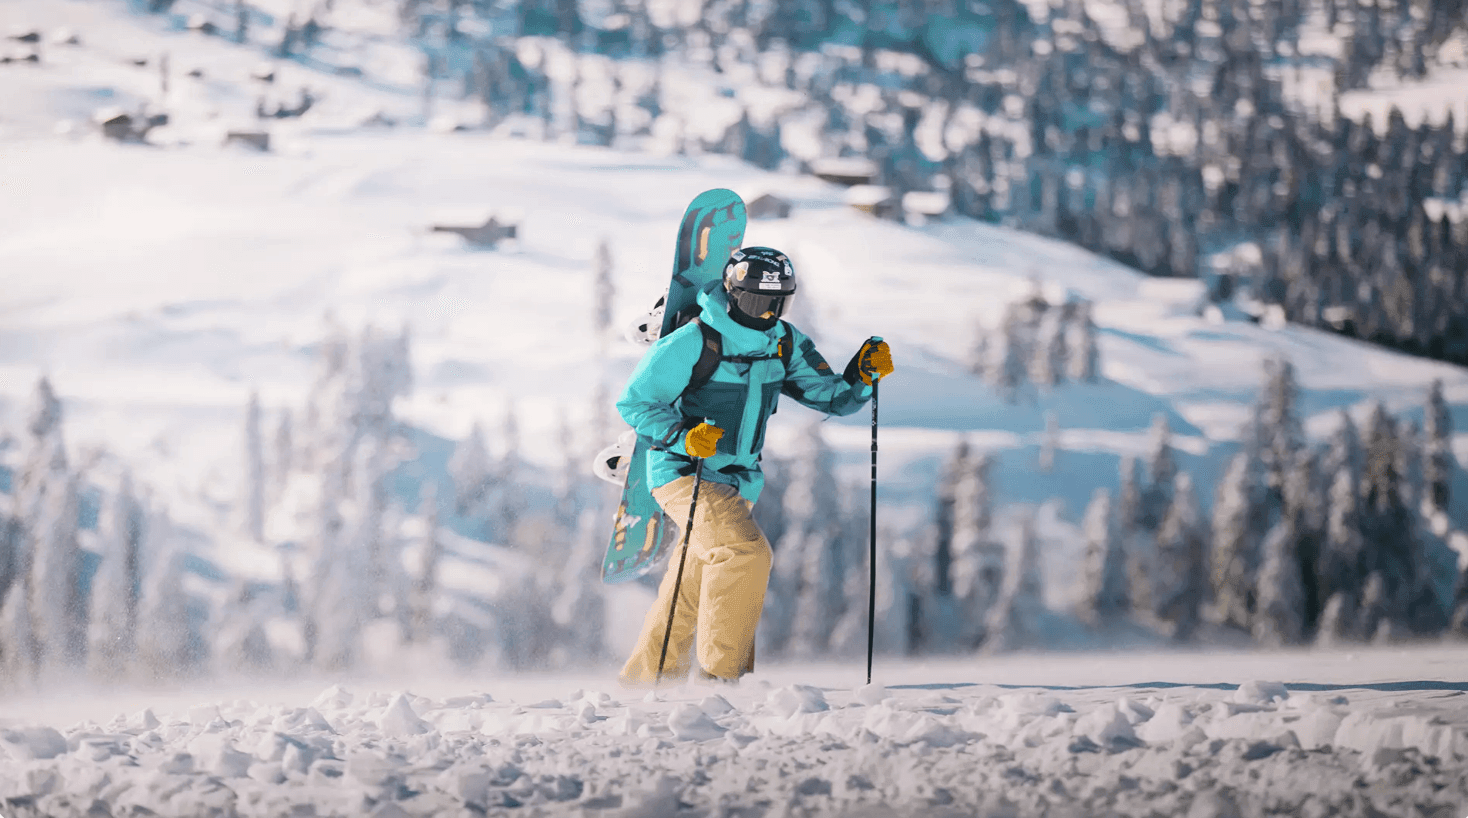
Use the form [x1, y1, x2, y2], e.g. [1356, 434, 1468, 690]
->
[0, 645, 1465, 815]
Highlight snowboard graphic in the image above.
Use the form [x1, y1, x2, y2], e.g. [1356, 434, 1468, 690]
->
[600, 189, 747, 584]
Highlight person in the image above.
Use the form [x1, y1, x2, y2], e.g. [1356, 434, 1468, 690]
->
[615, 246, 894, 685]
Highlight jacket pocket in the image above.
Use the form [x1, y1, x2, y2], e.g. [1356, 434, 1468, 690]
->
[681, 382, 745, 455]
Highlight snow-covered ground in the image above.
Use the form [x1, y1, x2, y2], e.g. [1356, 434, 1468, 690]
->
[1, 645, 1467, 816]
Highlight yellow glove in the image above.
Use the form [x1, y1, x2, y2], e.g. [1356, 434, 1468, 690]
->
[853, 338, 894, 385]
[684, 422, 723, 459]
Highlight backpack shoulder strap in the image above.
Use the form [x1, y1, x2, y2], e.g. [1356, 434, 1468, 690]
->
[778, 320, 794, 373]
[681, 318, 723, 400]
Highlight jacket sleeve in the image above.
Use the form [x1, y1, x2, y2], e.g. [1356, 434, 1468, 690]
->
[780, 325, 873, 417]
[616, 323, 705, 454]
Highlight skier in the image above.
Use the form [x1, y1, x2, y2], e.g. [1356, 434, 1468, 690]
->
[616, 246, 893, 685]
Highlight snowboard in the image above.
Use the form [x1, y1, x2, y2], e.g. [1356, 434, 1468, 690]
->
[600, 189, 747, 584]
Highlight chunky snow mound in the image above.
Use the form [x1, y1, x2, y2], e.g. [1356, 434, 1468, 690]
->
[1, 646, 1465, 817]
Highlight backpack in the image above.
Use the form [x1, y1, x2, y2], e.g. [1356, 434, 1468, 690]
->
[680, 318, 793, 400]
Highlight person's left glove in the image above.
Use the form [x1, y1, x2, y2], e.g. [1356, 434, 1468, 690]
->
[845, 338, 894, 386]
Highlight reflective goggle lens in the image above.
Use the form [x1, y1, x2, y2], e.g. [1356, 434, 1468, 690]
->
[732, 290, 788, 318]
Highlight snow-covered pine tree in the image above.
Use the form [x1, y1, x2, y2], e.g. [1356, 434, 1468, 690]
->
[983, 513, 1045, 652]
[489, 400, 527, 547]
[1282, 449, 1327, 631]
[1210, 451, 1264, 630]
[135, 510, 194, 681]
[550, 507, 607, 667]
[271, 407, 294, 507]
[593, 238, 615, 345]
[1256, 354, 1304, 502]
[1359, 401, 1418, 628]
[989, 302, 1030, 403]
[1424, 378, 1454, 513]
[449, 421, 493, 526]
[304, 437, 359, 670]
[1253, 520, 1307, 646]
[17, 378, 84, 674]
[1030, 306, 1065, 388]
[88, 473, 145, 678]
[1119, 455, 1156, 614]
[1358, 570, 1395, 643]
[769, 420, 843, 657]
[243, 391, 265, 542]
[751, 452, 790, 559]
[1065, 298, 1100, 382]
[1143, 414, 1178, 531]
[950, 450, 1000, 648]
[1396, 418, 1424, 513]
[1078, 488, 1127, 623]
[1039, 411, 1060, 473]
[1153, 473, 1206, 639]
[408, 483, 441, 645]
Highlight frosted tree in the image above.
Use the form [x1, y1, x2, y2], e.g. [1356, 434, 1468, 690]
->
[983, 514, 1045, 652]
[1039, 411, 1060, 473]
[1282, 450, 1327, 630]
[489, 401, 527, 547]
[1119, 456, 1155, 614]
[1142, 414, 1178, 531]
[989, 303, 1031, 403]
[1078, 488, 1127, 623]
[1065, 299, 1100, 382]
[1152, 473, 1206, 640]
[135, 511, 194, 680]
[751, 452, 790, 558]
[408, 484, 441, 644]
[242, 391, 265, 542]
[14, 378, 85, 674]
[1450, 567, 1468, 639]
[1029, 307, 1066, 388]
[1396, 419, 1424, 513]
[271, 407, 294, 506]
[1253, 521, 1307, 646]
[88, 474, 146, 677]
[1211, 451, 1263, 630]
[949, 450, 999, 648]
[1358, 571, 1395, 643]
[1359, 401, 1417, 624]
[1256, 354, 1304, 500]
[1424, 378, 1454, 513]
[449, 421, 493, 530]
[553, 407, 583, 522]
[768, 420, 843, 657]
[550, 508, 607, 666]
[593, 238, 615, 344]
[304, 439, 359, 670]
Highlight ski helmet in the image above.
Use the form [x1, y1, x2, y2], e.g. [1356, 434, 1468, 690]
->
[723, 247, 796, 330]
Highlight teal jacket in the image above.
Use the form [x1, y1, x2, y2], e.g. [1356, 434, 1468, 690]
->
[617, 282, 873, 503]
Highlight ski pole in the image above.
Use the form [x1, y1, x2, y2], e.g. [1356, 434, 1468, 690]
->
[657, 454, 705, 682]
[866, 337, 882, 687]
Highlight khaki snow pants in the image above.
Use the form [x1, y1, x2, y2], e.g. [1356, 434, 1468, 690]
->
[619, 475, 772, 685]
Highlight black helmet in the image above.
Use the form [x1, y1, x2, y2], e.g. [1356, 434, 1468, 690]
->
[723, 246, 796, 330]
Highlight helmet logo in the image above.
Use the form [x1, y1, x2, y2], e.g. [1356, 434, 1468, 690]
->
[732, 261, 749, 281]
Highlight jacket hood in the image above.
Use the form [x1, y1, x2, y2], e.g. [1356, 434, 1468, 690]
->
[696, 281, 783, 355]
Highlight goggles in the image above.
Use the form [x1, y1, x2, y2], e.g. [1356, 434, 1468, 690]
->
[729, 288, 790, 319]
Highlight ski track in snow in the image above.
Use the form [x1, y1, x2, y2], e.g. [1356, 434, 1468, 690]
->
[1, 645, 1466, 817]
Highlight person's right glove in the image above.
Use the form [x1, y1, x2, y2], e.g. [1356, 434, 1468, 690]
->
[684, 422, 724, 459]
[845, 338, 894, 386]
